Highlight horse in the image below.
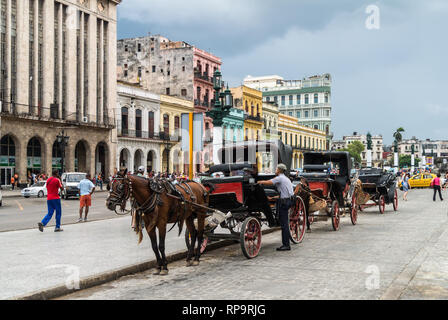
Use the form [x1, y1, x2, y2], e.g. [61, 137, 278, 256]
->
[106, 169, 210, 275]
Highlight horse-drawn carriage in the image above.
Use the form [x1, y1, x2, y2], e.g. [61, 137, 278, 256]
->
[294, 151, 358, 231]
[187, 140, 307, 259]
[356, 168, 398, 213]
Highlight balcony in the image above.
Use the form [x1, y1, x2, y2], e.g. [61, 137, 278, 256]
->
[194, 99, 210, 108]
[0, 102, 115, 128]
[244, 114, 262, 122]
[194, 72, 213, 84]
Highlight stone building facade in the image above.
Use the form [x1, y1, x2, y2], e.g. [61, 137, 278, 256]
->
[0, 0, 120, 186]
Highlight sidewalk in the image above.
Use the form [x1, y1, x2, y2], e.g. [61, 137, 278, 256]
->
[0, 216, 188, 299]
[1, 189, 108, 199]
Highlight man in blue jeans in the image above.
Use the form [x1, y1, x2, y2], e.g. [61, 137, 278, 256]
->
[38, 170, 64, 232]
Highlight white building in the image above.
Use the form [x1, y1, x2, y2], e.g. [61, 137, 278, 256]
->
[244, 73, 332, 149]
[332, 132, 384, 167]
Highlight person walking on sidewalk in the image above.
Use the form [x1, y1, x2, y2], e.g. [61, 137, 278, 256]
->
[78, 173, 96, 222]
[401, 173, 411, 201]
[38, 170, 64, 232]
[431, 173, 443, 202]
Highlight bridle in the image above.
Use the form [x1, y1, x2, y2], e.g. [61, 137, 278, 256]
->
[108, 175, 132, 215]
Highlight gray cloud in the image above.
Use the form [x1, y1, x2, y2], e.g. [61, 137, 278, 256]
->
[118, 0, 448, 144]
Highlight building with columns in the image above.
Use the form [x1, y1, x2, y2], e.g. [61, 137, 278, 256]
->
[261, 101, 279, 141]
[230, 85, 263, 141]
[0, 0, 120, 186]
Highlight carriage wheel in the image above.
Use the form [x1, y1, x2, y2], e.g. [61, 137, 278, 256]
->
[378, 195, 386, 214]
[393, 189, 398, 212]
[185, 229, 208, 254]
[351, 194, 358, 225]
[289, 196, 307, 244]
[331, 200, 340, 231]
[240, 217, 262, 259]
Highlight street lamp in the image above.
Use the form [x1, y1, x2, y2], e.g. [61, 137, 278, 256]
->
[56, 130, 69, 174]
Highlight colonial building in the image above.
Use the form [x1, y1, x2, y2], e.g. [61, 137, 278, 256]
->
[261, 101, 279, 141]
[230, 85, 263, 141]
[278, 114, 327, 170]
[222, 108, 245, 144]
[0, 0, 120, 186]
[116, 81, 164, 175]
[244, 74, 333, 149]
[331, 132, 384, 167]
[397, 137, 421, 159]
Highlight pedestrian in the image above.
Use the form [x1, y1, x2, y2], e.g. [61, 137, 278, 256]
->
[97, 173, 103, 190]
[257, 163, 294, 251]
[401, 173, 411, 201]
[442, 172, 448, 191]
[37, 170, 64, 232]
[77, 173, 96, 222]
[14, 173, 19, 189]
[10, 176, 15, 190]
[431, 173, 443, 202]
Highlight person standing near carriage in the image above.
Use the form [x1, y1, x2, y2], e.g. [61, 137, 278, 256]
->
[401, 173, 411, 201]
[257, 163, 294, 251]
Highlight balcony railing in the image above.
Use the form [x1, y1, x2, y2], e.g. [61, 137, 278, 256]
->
[118, 127, 181, 142]
[194, 99, 210, 108]
[194, 72, 213, 83]
[245, 114, 262, 122]
[0, 102, 115, 128]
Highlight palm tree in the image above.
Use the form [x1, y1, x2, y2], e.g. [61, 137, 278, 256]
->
[393, 127, 405, 153]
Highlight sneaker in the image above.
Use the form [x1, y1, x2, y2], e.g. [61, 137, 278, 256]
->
[276, 245, 291, 251]
[54, 228, 64, 232]
[38, 222, 44, 232]
[77, 218, 83, 223]
[83, 217, 88, 222]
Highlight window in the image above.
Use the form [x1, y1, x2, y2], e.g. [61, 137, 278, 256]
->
[138, 67, 142, 78]
[288, 112, 292, 116]
[297, 94, 301, 104]
[166, 88, 170, 95]
[182, 57, 185, 61]
[266, 97, 270, 102]
[124, 44, 128, 52]
[137, 43, 141, 52]
[148, 111, 154, 137]
[314, 94, 318, 104]
[123, 70, 128, 77]
[174, 116, 180, 137]
[182, 66, 185, 71]
[305, 110, 309, 118]
[181, 89, 187, 96]
[305, 94, 309, 104]
[274, 96, 278, 103]
[314, 125, 319, 130]
[314, 109, 318, 117]
[121, 107, 128, 135]
[152, 65, 156, 72]
[325, 93, 329, 103]
[281, 96, 285, 106]
[297, 111, 301, 118]
[167, 71, 170, 76]
[289, 95, 293, 105]
[160, 68, 163, 73]
[167, 60, 170, 65]
[135, 109, 142, 137]
[163, 114, 169, 134]
[326, 110, 330, 117]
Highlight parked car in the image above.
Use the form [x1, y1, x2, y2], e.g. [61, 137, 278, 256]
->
[61, 172, 86, 199]
[399, 173, 437, 188]
[21, 181, 47, 198]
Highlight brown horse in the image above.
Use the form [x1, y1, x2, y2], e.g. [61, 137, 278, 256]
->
[106, 169, 209, 275]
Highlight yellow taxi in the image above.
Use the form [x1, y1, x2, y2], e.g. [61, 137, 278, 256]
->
[400, 173, 437, 188]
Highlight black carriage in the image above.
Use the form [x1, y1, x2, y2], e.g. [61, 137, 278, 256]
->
[185, 140, 307, 259]
[296, 151, 357, 230]
[357, 168, 398, 214]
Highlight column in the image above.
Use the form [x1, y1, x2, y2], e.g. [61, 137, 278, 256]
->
[57, 2, 63, 117]
[65, 4, 77, 115]
[32, 0, 38, 111]
[88, 12, 96, 120]
[16, 0, 29, 113]
[44, 138, 52, 176]
[5, 0, 11, 109]
[17, 139, 27, 184]
[42, 0, 54, 111]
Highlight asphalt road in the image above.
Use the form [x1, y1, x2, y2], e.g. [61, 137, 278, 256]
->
[0, 192, 121, 232]
[60, 188, 448, 300]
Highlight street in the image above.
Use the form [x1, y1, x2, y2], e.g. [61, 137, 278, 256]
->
[58, 188, 448, 300]
[0, 192, 119, 232]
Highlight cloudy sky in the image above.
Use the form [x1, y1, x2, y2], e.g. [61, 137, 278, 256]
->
[117, 0, 448, 144]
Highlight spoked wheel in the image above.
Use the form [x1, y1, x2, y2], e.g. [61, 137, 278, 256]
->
[240, 217, 262, 259]
[289, 196, 307, 244]
[378, 195, 386, 214]
[393, 189, 398, 212]
[331, 200, 340, 231]
[184, 229, 208, 254]
[350, 194, 358, 225]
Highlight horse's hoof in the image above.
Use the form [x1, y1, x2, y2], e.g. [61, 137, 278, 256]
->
[159, 269, 169, 276]
[186, 260, 193, 267]
[192, 260, 200, 266]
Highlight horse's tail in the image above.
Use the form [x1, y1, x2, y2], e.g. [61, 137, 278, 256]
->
[137, 228, 143, 244]
[177, 218, 185, 237]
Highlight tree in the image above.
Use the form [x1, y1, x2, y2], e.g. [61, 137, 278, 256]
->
[341, 141, 365, 164]
[399, 154, 420, 168]
[393, 127, 405, 152]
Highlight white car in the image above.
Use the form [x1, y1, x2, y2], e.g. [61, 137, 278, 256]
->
[21, 181, 47, 198]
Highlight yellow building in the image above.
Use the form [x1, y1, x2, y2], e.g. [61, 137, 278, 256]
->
[160, 95, 194, 174]
[231, 86, 263, 141]
[278, 114, 327, 169]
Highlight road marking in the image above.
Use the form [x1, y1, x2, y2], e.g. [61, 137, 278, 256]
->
[15, 200, 24, 211]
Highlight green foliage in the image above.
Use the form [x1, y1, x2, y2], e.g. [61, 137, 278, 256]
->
[393, 127, 405, 144]
[399, 154, 420, 168]
[340, 141, 365, 164]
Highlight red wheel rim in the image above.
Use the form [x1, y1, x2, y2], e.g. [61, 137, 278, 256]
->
[379, 195, 385, 214]
[332, 201, 339, 230]
[289, 198, 306, 243]
[393, 189, 398, 211]
[351, 195, 358, 225]
[244, 219, 262, 258]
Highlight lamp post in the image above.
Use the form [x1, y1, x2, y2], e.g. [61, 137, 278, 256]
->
[56, 130, 69, 174]
[411, 143, 415, 173]
[162, 133, 171, 174]
[206, 70, 233, 165]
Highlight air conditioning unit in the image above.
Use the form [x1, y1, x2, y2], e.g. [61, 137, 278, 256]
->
[82, 116, 88, 123]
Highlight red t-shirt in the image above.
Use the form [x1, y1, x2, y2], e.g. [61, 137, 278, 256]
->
[46, 176, 62, 200]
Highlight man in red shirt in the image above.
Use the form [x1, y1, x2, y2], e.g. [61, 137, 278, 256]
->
[38, 170, 65, 232]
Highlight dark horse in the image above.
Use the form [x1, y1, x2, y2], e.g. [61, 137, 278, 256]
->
[106, 169, 209, 275]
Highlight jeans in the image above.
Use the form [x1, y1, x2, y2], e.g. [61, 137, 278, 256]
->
[41, 199, 62, 228]
[433, 186, 443, 201]
[278, 199, 292, 247]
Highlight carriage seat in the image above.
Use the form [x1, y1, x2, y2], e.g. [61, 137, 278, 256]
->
[303, 164, 330, 173]
[263, 188, 279, 198]
[311, 189, 325, 199]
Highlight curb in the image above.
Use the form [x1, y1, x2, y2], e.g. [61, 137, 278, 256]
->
[2, 190, 108, 199]
[12, 227, 280, 300]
